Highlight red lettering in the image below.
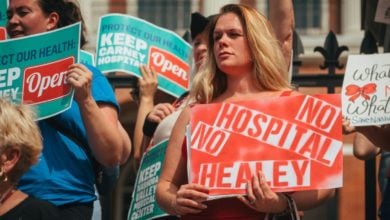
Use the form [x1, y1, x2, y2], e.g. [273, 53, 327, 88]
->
[291, 160, 309, 185]
[214, 103, 239, 129]
[191, 122, 212, 150]
[205, 130, 228, 154]
[248, 114, 267, 137]
[296, 96, 322, 124]
[273, 161, 289, 187]
[289, 126, 308, 151]
[216, 163, 233, 188]
[198, 163, 217, 187]
[262, 118, 283, 142]
[232, 109, 252, 133]
[191, 122, 230, 156]
[235, 163, 253, 188]
[298, 132, 321, 159]
[315, 105, 337, 130]
[386, 85, 390, 97]
[278, 123, 293, 147]
[315, 138, 332, 165]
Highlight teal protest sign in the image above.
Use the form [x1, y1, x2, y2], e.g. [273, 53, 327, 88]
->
[0, 23, 81, 120]
[96, 14, 192, 98]
[0, 0, 8, 40]
[128, 140, 169, 220]
[80, 50, 95, 66]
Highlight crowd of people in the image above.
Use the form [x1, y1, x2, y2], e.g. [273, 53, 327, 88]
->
[0, 0, 388, 220]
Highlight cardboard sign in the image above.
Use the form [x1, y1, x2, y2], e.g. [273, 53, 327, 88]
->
[375, 0, 390, 25]
[80, 50, 95, 66]
[0, 0, 8, 40]
[0, 23, 81, 120]
[127, 140, 170, 220]
[95, 14, 192, 98]
[188, 94, 342, 197]
[342, 53, 390, 126]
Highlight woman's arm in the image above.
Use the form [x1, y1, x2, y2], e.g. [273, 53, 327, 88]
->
[291, 188, 335, 210]
[156, 107, 208, 215]
[269, 0, 294, 68]
[67, 64, 131, 166]
[133, 65, 158, 163]
[355, 125, 390, 152]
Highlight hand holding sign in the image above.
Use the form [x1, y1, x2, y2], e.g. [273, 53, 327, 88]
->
[238, 171, 288, 213]
[66, 63, 93, 103]
[174, 183, 209, 216]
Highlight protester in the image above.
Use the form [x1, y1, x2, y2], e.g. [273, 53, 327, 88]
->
[132, 65, 175, 165]
[156, 4, 335, 219]
[6, 0, 132, 219]
[131, 12, 213, 166]
[133, 0, 295, 161]
[343, 118, 390, 220]
[0, 98, 60, 219]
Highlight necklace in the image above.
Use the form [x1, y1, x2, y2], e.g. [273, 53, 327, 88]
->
[0, 187, 15, 205]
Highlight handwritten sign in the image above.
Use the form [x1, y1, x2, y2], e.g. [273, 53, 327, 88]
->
[342, 53, 390, 126]
[0, 0, 8, 40]
[127, 140, 170, 220]
[375, 0, 390, 25]
[0, 23, 81, 120]
[188, 94, 342, 197]
[95, 13, 192, 98]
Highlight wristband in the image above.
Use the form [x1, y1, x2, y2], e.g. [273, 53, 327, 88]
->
[142, 113, 159, 137]
[273, 193, 300, 220]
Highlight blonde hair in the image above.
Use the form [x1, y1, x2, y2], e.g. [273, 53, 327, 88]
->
[190, 4, 291, 104]
[0, 98, 42, 183]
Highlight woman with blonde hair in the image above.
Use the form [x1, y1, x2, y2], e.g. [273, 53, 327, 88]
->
[156, 4, 334, 219]
[0, 98, 59, 219]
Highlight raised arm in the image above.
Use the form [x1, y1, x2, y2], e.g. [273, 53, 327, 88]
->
[133, 65, 158, 163]
[269, 0, 294, 68]
[67, 64, 131, 166]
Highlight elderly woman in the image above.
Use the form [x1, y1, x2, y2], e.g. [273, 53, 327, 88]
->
[0, 98, 59, 219]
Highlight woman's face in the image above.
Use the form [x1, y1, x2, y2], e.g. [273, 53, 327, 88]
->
[213, 12, 252, 75]
[192, 31, 208, 70]
[6, 0, 57, 38]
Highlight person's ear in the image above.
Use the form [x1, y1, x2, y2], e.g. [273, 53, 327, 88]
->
[1, 148, 21, 174]
[46, 12, 59, 31]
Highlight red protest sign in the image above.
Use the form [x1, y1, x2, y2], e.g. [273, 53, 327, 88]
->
[188, 94, 342, 197]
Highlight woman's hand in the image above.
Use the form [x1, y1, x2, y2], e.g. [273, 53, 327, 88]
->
[147, 103, 175, 123]
[139, 65, 158, 102]
[342, 118, 356, 135]
[172, 183, 209, 215]
[66, 63, 93, 103]
[237, 171, 288, 213]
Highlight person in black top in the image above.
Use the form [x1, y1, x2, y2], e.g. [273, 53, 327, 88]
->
[0, 98, 60, 220]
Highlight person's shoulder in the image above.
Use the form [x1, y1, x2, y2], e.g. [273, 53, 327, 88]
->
[280, 89, 302, 97]
[5, 196, 60, 219]
[84, 64, 103, 75]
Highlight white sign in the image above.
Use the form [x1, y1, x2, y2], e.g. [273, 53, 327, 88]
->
[342, 53, 390, 126]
